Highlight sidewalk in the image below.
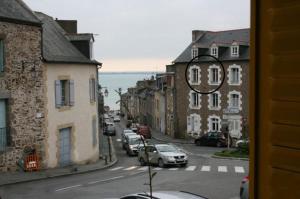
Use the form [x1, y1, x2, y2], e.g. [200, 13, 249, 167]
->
[0, 138, 118, 186]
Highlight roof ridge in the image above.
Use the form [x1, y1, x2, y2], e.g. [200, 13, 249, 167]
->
[16, 0, 41, 23]
[206, 28, 250, 33]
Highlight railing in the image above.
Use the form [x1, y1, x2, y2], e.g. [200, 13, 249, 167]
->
[0, 127, 8, 152]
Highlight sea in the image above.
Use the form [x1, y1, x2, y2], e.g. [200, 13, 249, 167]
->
[98, 72, 158, 110]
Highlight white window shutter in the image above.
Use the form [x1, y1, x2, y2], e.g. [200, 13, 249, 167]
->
[55, 80, 62, 108]
[195, 116, 201, 132]
[69, 80, 75, 106]
[187, 116, 191, 132]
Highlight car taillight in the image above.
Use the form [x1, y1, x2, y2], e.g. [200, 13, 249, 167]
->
[241, 176, 249, 184]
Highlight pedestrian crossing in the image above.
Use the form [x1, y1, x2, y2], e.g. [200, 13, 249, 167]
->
[109, 165, 247, 174]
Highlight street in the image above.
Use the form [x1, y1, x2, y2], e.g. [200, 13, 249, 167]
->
[0, 122, 248, 199]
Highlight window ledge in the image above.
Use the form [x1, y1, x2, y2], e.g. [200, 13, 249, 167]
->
[229, 82, 241, 86]
[58, 106, 72, 112]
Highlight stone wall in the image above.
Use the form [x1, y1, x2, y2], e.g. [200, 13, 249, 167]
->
[0, 21, 46, 171]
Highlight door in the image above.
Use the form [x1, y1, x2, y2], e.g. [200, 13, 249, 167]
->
[228, 116, 241, 139]
[59, 128, 71, 167]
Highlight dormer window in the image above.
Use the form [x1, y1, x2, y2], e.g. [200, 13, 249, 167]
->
[211, 46, 218, 58]
[231, 44, 239, 57]
[191, 47, 198, 59]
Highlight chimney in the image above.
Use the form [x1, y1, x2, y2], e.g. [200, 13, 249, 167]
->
[56, 19, 77, 34]
[192, 30, 205, 42]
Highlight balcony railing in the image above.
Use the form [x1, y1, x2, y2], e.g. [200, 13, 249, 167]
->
[0, 127, 8, 152]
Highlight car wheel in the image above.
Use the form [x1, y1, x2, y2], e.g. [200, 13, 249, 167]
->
[158, 158, 165, 168]
[126, 150, 130, 156]
[216, 142, 222, 147]
[195, 140, 201, 146]
[139, 157, 146, 166]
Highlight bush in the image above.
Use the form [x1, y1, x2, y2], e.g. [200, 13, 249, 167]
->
[237, 142, 249, 154]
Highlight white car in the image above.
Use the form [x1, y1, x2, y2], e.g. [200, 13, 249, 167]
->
[113, 116, 120, 122]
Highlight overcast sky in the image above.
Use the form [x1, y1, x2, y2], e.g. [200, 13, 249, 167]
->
[24, 0, 250, 72]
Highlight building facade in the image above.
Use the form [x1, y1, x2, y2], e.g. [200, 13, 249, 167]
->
[168, 29, 249, 139]
[0, 0, 101, 171]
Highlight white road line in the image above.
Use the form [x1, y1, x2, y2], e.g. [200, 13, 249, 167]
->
[201, 165, 210, 172]
[124, 166, 137, 171]
[234, 166, 245, 173]
[152, 167, 162, 171]
[138, 166, 148, 171]
[116, 139, 121, 142]
[109, 166, 124, 171]
[87, 176, 124, 185]
[186, 166, 196, 171]
[168, 168, 178, 171]
[218, 166, 228, 172]
[55, 184, 82, 192]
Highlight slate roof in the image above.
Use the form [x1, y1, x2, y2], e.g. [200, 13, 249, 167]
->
[174, 29, 250, 63]
[35, 12, 100, 65]
[0, 0, 41, 26]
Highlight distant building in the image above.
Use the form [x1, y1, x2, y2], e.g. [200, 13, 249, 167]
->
[168, 29, 249, 139]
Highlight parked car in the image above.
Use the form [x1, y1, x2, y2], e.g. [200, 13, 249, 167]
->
[113, 116, 121, 122]
[124, 134, 143, 156]
[120, 191, 208, 199]
[194, 131, 231, 147]
[137, 125, 151, 139]
[131, 123, 139, 132]
[104, 122, 116, 136]
[138, 144, 188, 167]
[236, 138, 249, 148]
[121, 129, 136, 149]
[240, 175, 249, 199]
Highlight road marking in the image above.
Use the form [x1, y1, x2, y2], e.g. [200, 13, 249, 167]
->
[109, 166, 124, 171]
[152, 167, 162, 171]
[87, 176, 124, 185]
[234, 166, 245, 173]
[116, 139, 121, 142]
[55, 184, 82, 192]
[186, 166, 196, 171]
[168, 168, 178, 171]
[124, 166, 137, 171]
[138, 166, 148, 171]
[201, 165, 210, 172]
[218, 166, 228, 172]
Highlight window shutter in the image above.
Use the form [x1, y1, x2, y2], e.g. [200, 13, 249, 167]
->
[89, 79, 92, 102]
[69, 80, 75, 106]
[92, 117, 97, 146]
[55, 80, 62, 108]
[187, 116, 191, 132]
[0, 40, 4, 72]
[93, 79, 97, 101]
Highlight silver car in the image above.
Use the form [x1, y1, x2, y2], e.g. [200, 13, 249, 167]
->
[124, 134, 143, 156]
[120, 191, 208, 199]
[138, 144, 188, 167]
[121, 129, 136, 149]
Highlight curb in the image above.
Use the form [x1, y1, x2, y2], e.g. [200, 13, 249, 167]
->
[0, 158, 118, 187]
[211, 155, 249, 161]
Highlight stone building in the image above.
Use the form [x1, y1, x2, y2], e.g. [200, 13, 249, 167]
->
[167, 29, 249, 139]
[0, 0, 101, 171]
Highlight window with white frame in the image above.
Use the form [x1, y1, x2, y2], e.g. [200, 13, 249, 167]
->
[231, 45, 239, 57]
[211, 47, 218, 57]
[228, 64, 242, 85]
[208, 65, 220, 85]
[189, 65, 200, 85]
[187, 114, 201, 136]
[228, 91, 242, 111]
[208, 91, 221, 110]
[191, 47, 198, 59]
[189, 91, 201, 109]
[208, 116, 221, 132]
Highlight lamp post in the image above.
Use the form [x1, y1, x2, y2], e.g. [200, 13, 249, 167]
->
[98, 85, 112, 162]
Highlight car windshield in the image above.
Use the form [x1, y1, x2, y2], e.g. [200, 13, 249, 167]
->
[129, 137, 142, 145]
[156, 145, 177, 152]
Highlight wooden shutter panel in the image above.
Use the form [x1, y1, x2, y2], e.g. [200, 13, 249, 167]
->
[69, 80, 75, 106]
[89, 78, 92, 102]
[55, 80, 62, 108]
[187, 116, 191, 132]
[92, 117, 97, 146]
[0, 40, 4, 72]
[93, 79, 97, 101]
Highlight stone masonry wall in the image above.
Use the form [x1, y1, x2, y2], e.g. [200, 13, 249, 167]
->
[0, 21, 46, 171]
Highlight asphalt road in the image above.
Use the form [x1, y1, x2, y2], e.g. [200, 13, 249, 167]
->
[0, 123, 248, 199]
